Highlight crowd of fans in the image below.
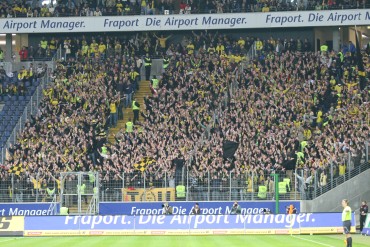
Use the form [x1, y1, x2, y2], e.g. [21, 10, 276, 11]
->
[0, 0, 368, 18]
[0, 29, 369, 202]
[0, 63, 49, 101]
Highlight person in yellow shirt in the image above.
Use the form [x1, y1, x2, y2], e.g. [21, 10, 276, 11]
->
[109, 96, 118, 127]
[114, 41, 122, 56]
[49, 37, 57, 55]
[90, 39, 98, 53]
[262, 4, 270, 12]
[19, 5, 27, 15]
[29, 174, 43, 196]
[237, 37, 245, 48]
[216, 42, 225, 55]
[255, 38, 263, 54]
[316, 109, 323, 127]
[141, 0, 147, 15]
[304, 128, 312, 140]
[339, 163, 346, 176]
[40, 4, 49, 17]
[154, 34, 172, 50]
[186, 41, 195, 55]
[234, 53, 243, 64]
[13, 4, 22, 14]
[207, 43, 216, 54]
[98, 42, 106, 57]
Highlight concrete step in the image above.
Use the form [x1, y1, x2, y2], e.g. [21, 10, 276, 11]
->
[108, 81, 153, 143]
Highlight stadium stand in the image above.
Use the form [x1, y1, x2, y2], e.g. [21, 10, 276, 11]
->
[0, 0, 369, 18]
[0, 28, 369, 203]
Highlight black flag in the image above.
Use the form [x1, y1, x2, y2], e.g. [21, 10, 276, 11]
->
[222, 140, 239, 159]
[355, 30, 366, 91]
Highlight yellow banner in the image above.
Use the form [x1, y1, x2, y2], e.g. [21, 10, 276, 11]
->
[122, 188, 176, 202]
[0, 216, 24, 236]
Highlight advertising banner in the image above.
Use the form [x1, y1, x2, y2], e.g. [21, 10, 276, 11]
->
[0, 9, 369, 33]
[99, 201, 300, 215]
[0, 216, 24, 236]
[23, 213, 355, 236]
[122, 188, 176, 202]
[361, 213, 370, 236]
[0, 203, 59, 216]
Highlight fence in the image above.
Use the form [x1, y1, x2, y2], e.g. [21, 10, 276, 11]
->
[0, 139, 368, 204]
[295, 143, 370, 200]
[0, 172, 58, 203]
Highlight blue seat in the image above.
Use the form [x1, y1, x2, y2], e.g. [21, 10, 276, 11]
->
[2, 95, 10, 101]
[18, 101, 27, 107]
[10, 119, 17, 125]
[29, 86, 36, 93]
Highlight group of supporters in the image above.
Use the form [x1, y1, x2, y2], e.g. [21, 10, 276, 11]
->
[0, 63, 48, 101]
[0, 28, 369, 203]
[0, 0, 368, 18]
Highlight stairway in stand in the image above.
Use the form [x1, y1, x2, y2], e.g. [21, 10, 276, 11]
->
[108, 81, 152, 143]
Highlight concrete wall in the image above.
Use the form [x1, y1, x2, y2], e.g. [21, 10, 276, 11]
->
[301, 169, 370, 214]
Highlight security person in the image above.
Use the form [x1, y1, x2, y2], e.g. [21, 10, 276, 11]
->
[132, 99, 140, 124]
[101, 145, 108, 156]
[163, 56, 170, 70]
[151, 75, 159, 90]
[40, 37, 48, 51]
[144, 53, 152, 80]
[60, 206, 69, 215]
[278, 180, 287, 199]
[126, 118, 134, 133]
[77, 182, 87, 204]
[320, 43, 328, 55]
[176, 183, 186, 201]
[257, 185, 267, 199]
[46, 187, 55, 202]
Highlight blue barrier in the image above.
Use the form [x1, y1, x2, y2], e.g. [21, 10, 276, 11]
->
[23, 213, 355, 236]
[362, 213, 370, 236]
[99, 201, 300, 215]
[0, 203, 59, 216]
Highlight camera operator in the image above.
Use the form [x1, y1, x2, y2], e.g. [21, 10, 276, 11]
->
[162, 202, 173, 215]
[230, 201, 241, 215]
[191, 203, 201, 215]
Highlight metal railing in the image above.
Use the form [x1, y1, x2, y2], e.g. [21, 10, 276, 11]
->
[296, 144, 370, 200]
[1, 144, 368, 203]
[0, 172, 58, 203]
[98, 169, 296, 202]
